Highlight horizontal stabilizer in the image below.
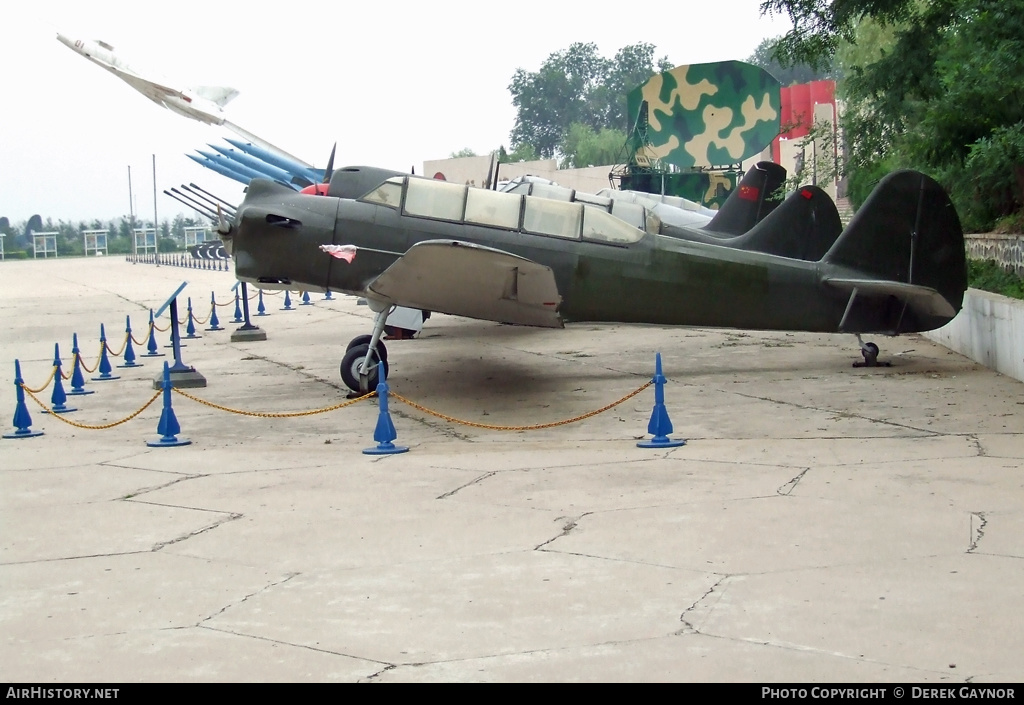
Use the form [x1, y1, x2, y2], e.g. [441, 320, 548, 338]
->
[367, 240, 563, 328]
[193, 85, 240, 107]
[824, 278, 957, 319]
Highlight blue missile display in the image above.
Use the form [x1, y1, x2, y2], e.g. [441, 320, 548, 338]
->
[206, 144, 299, 186]
[224, 138, 324, 185]
[186, 154, 252, 186]
[196, 149, 282, 184]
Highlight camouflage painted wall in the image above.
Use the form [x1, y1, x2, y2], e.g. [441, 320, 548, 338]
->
[627, 61, 781, 170]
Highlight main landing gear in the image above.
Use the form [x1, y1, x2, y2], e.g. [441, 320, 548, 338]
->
[340, 302, 392, 394]
[852, 334, 892, 368]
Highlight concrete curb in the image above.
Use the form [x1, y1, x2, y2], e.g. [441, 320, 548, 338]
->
[925, 288, 1024, 383]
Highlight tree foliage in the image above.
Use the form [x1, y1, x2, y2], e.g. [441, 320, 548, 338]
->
[559, 125, 629, 169]
[497, 143, 539, 164]
[0, 215, 200, 257]
[764, 0, 1024, 230]
[759, 0, 919, 69]
[508, 42, 670, 160]
[747, 36, 837, 84]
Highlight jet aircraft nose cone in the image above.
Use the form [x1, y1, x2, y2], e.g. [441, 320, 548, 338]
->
[55, 33, 76, 50]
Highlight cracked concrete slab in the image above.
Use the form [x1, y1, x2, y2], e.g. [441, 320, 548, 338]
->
[2, 501, 237, 563]
[0, 626, 379, 682]
[684, 555, 1024, 681]
[1, 552, 287, 643]
[435, 454, 804, 513]
[2, 258, 1023, 682]
[549, 492, 970, 574]
[205, 551, 719, 664]
[371, 634, 956, 683]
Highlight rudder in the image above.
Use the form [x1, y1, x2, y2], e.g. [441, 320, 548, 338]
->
[822, 170, 966, 333]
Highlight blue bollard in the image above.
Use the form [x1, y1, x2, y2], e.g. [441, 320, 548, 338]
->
[141, 309, 164, 358]
[363, 361, 408, 455]
[92, 324, 121, 381]
[300, 291, 312, 306]
[47, 343, 77, 414]
[147, 362, 191, 447]
[256, 291, 268, 316]
[637, 352, 686, 449]
[232, 292, 244, 322]
[4, 360, 44, 439]
[119, 315, 141, 368]
[184, 297, 201, 339]
[323, 289, 333, 300]
[281, 290, 293, 310]
[68, 333, 95, 395]
[206, 292, 223, 331]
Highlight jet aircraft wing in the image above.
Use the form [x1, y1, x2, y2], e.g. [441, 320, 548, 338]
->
[103, 66, 186, 102]
[365, 240, 564, 328]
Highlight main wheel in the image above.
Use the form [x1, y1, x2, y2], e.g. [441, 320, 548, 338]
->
[340, 343, 389, 393]
[345, 335, 387, 362]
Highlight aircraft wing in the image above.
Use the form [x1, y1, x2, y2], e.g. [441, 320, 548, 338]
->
[106, 66, 186, 101]
[823, 278, 958, 318]
[366, 240, 564, 328]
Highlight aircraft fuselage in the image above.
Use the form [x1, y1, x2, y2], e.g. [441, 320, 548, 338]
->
[230, 179, 941, 335]
[56, 34, 227, 127]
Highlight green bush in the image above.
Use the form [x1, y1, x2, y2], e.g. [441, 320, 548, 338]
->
[968, 259, 1024, 300]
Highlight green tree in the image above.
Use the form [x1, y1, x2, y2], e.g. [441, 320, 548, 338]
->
[748, 35, 837, 84]
[559, 124, 629, 169]
[449, 148, 478, 158]
[764, 0, 1024, 229]
[508, 42, 670, 159]
[759, 0, 918, 70]
[172, 213, 187, 240]
[599, 44, 673, 131]
[497, 143, 539, 163]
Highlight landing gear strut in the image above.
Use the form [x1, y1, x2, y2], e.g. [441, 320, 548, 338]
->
[853, 334, 891, 368]
[340, 302, 393, 394]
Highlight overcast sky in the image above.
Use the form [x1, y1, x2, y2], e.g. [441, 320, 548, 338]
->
[0, 1, 793, 224]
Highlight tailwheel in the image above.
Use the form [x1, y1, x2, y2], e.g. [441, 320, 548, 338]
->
[853, 337, 891, 368]
[340, 343, 389, 393]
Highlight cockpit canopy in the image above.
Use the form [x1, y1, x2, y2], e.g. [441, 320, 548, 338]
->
[360, 176, 652, 246]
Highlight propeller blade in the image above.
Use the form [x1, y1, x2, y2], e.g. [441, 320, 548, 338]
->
[323, 142, 337, 183]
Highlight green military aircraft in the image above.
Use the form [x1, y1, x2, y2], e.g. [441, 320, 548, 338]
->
[217, 166, 966, 393]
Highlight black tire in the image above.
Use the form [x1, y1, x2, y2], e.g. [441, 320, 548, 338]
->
[340, 343, 389, 393]
[345, 335, 387, 363]
[860, 341, 880, 366]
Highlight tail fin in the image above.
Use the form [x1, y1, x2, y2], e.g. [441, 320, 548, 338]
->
[193, 86, 240, 108]
[822, 170, 966, 333]
[734, 185, 842, 260]
[703, 161, 787, 236]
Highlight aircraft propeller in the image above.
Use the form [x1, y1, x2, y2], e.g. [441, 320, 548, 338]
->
[324, 143, 336, 181]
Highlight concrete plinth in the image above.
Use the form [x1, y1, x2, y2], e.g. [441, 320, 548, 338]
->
[230, 327, 267, 342]
[152, 369, 207, 389]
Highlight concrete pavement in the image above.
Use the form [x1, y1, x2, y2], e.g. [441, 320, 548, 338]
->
[1, 257, 1022, 682]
